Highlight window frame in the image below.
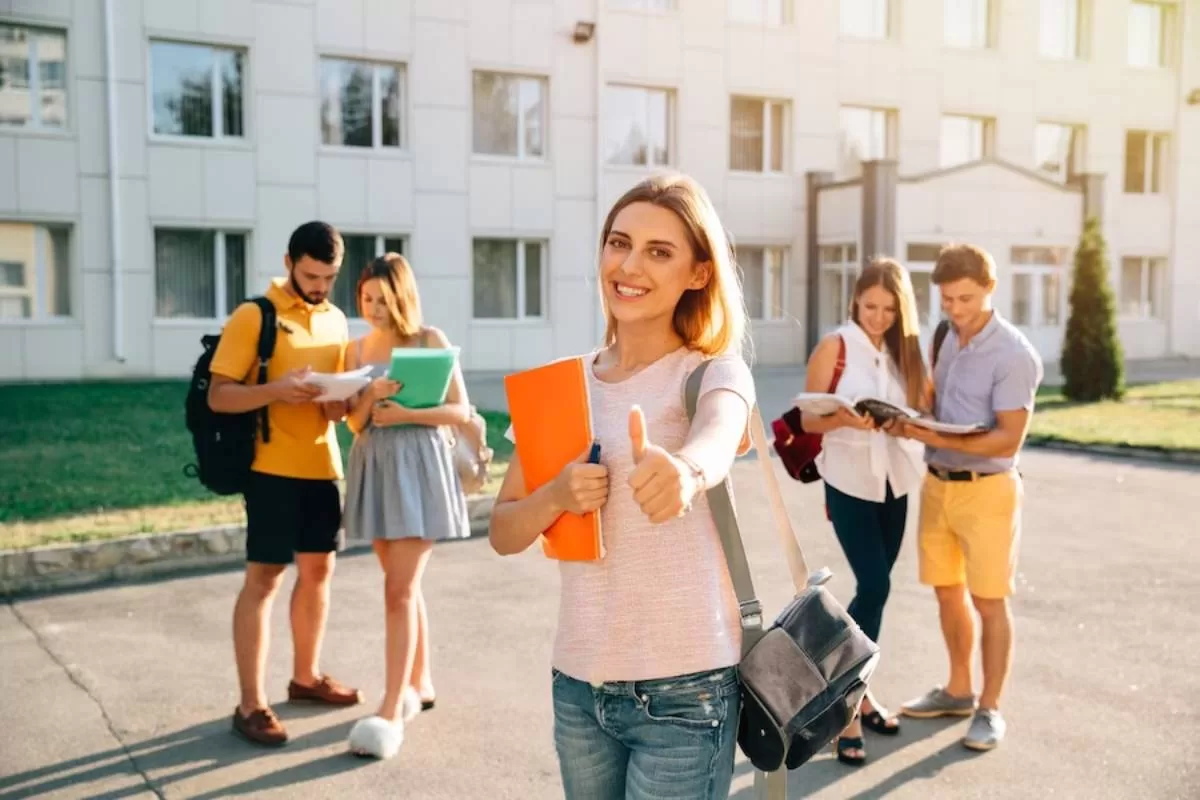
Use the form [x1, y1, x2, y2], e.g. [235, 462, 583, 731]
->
[1009, 246, 1069, 329]
[838, 0, 892, 40]
[147, 38, 248, 143]
[471, 71, 549, 162]
[0, 22, 69, 132]
[1034, 121, 1086, 183]
[336, 233, 408, 319]
[1124, 130, 1169, 195]
[729, 96, 788, 174]
[0, 221, 73, 323]
[1127, 0, 1175, 69]
[471, 237, 548, 322]
[817, 242, 859, 333]
[1119, 255, 1167, 320]
[944, 0, 995, 50]
[729, 0, 795, 25]
[837, 105, 897, 179]
[739, 245, 789, 321]
[318, 56, 407, 152]
[604, 83, 675, 168]
[939, 113, 995, 168]
[152, 228, 249, 323]
[1039, 0, 1088, 60]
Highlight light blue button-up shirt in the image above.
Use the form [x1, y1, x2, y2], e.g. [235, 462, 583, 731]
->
[927, 311, 1044, 473]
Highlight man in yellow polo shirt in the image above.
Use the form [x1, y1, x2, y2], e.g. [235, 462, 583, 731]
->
[208, 221, 362, 746]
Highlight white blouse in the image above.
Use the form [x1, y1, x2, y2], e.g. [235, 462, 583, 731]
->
[815, 322, 926, 502]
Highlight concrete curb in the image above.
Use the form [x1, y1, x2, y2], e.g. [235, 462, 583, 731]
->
[0, 495, 496, 600]
[1026, 438, 1200, 467]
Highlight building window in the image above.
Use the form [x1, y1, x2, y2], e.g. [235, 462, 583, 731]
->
[1120, 256, 1166, 319]
[473, 239, 546, 320]
[610, 0, 676, 9]
[150, 41, 245, 139]
[1124, 131, 1168, 194]
[605, 85, 672, 167]
[1040, 0, 1084, 59]
[1010, 246, 1068, 327]
[154, 230, 247, 319]
[0, 23, 67, 129]
[0, 222, 70, 319]
[738, 246, 787, 320]
[730, 0, 794, 24]
[320, 58, 404, 149]
[473, 72, 546, 159]
[838, 106, 894, 178]
[945, 0, 992, 48]
[940, 115, 994, 168]
[818, 244, 857, 331]
[905, 243, 946, 329]
[334, 235, 407, 318]
[1035, 122, 1085, 182]
[840, 0, 890, 39]
[1128, 1, 1172, 68]
[730, 97, 787, 173]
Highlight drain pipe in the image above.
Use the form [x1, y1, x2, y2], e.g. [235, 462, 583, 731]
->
[103, 0, 125, 363]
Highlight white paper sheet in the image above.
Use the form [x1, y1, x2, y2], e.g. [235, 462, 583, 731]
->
[308, 365, 375, 403]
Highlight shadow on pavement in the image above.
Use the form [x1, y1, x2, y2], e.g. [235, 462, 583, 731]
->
[730, 717, 974, 799]
[0, 712, 367, 799]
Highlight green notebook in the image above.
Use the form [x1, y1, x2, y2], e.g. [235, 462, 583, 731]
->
[385, 346, 460, 408]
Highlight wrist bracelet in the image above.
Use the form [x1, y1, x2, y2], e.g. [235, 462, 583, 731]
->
[675, 452, 706, 494]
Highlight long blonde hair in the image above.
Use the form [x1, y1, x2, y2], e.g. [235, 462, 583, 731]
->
[851, 258, 928, 409]
[598, 174, 747, 358]
[357, 253, 423, 338]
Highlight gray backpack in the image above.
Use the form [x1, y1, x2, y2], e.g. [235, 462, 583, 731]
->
[686, 363, 881, 773]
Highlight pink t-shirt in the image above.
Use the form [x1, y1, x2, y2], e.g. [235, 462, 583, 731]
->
[533, 347, 756, 684]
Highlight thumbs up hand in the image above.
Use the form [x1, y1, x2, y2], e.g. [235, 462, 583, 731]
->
[628, 405, 702, 524]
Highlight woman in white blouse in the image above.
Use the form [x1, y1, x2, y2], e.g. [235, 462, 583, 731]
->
[801, 257, 928, 766]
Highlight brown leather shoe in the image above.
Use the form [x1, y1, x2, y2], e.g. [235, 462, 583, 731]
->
[232, 706, 288, 747]
[287, 674, 364, 706]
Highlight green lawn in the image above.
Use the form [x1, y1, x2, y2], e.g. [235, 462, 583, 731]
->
[0, 381, 511, 551]
[1030, 379, 1200, 453]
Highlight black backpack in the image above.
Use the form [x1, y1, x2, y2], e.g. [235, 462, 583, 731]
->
[184, 297, 278, 495]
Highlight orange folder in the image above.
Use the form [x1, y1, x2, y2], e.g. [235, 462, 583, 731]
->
[504, 356, 604, 561]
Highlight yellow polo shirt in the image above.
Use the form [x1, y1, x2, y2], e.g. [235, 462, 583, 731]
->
[210, 278, 348, 481]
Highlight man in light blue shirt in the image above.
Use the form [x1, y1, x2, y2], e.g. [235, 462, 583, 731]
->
[889, 243, 1043, 752]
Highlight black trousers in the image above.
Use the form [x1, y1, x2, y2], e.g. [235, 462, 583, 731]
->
[824, 482, 908, 643]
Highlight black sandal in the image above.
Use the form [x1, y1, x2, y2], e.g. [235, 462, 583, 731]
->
[835, 736, 866, 766]
[861, 709, 901, 736]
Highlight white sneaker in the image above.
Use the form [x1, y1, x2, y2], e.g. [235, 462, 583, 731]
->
[963, 709, 1006, 751]
[348, 716, 404, 759]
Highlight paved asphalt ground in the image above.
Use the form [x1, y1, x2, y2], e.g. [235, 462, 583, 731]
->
[3, 447, 1199, 799]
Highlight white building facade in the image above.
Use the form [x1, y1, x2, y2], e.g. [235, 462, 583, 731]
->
[0, 0, 1196, 381]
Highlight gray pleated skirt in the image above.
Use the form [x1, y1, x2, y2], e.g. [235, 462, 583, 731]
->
[344, 423, 471, 542]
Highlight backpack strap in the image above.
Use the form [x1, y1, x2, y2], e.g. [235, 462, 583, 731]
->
[932, 319, 950, 370]
[249, 296, 277, 444]
[829, 334, 846, 393]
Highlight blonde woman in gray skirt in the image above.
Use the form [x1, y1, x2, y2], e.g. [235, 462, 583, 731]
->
[342, 253, 472, 759]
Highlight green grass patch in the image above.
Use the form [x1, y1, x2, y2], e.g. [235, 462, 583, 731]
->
[1030, 379, 1200, 453]
[0, 380, 511, 550]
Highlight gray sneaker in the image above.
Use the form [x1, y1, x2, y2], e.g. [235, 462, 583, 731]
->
[963, 709, 1006, 751]
[900, 686, 977, 719]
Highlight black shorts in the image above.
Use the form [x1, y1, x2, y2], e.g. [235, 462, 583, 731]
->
[243, 472, 344, 565]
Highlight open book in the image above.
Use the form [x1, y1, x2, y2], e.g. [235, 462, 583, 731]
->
[791, 393, 987, 435]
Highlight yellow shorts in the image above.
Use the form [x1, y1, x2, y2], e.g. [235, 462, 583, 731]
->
[918, 470, 1023, 599]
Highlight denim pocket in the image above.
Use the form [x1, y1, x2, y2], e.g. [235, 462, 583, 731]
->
[638, 684, 727, 728]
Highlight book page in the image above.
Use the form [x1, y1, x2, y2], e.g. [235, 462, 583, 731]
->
[791, 393, 856, 416]
[906, 417, 987, 435]
[308, 365, 375, 402]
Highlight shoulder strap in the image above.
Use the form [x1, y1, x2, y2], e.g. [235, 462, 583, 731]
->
[932, 319, 951, 369]
[829, 334, 847, 392]
[249, 296, 277, 443]
[685, 361, 820, 655]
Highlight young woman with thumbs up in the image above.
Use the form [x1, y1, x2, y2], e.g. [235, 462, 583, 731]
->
[490, 174, 755, 800]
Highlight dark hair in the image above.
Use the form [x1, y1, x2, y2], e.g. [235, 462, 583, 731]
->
[287, 221, 344, 265]
[932, 243, 996, 289]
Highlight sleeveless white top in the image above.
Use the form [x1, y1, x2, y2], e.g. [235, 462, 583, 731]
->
[815, 323, 925, 502]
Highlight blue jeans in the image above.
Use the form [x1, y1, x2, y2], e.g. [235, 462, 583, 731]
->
[825, 481, 908, 643]
[552, 665, 741, 800]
